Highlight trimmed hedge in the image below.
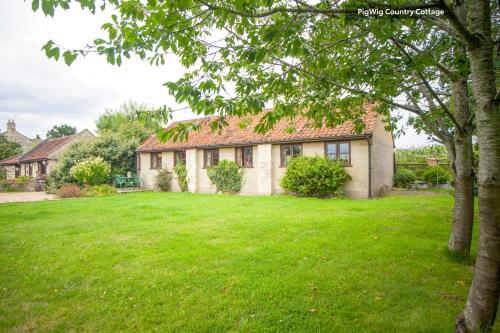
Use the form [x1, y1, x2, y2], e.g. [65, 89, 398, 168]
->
[280, 156, 351, 198]
[422, 166, 451, 185]
[393, 169, 416, 188]
[155, 169, 172, 192]
[207, 160, 243, 194]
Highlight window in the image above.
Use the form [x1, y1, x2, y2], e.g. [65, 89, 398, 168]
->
[325, 142, 351, 165]
[136, 154, 141, 171]
[174, 150, 186, 166]
[150, 152, 162, 169]
[39, 161, 47, 175]
[204, 149, 219, 168]
[15, 165, 20, 177]
[235, 146, 253, 168]
[280, 144, 302, 167]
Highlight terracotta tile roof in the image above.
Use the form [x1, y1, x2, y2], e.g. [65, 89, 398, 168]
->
[18, 135, 74, 162]
[138, 106, 379, 152]
[0, 154, 22, 165]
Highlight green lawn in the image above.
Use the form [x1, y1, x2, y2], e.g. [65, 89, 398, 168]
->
[0, 193, 480, 332]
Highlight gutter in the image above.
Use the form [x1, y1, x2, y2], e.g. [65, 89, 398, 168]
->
[366, 134, 373, 198]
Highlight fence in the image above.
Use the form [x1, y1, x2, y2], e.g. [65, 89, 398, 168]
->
[396, 162, 453, 180]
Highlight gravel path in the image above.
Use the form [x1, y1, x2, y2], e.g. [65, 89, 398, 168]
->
[0, 192, 57, 204]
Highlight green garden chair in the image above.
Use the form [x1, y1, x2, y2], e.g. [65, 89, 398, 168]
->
[126, 175, 139, 188]
[114, 175, 126, 188]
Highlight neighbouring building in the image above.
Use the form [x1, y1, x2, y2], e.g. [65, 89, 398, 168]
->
[0, 129, 95, 182]
[136, 106, 394, 198]
[1, 120, 37, 153]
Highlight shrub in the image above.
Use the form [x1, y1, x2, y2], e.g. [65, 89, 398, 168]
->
[154, 169, 172, 191]
[423, 166, 452, 185]
[393, 169, 416, 188]
[207, 160, 243, 194]
[84, 184, 117, 197]
[0, 167, 5, 180]
[280, 156, 351, 198]
[174, 163, 189, 192]
[44, 173, 60, 194]
[0, 180, 25, 192]
[48, 133, 141, 189]
[57, 183, 82, 198]
[70, 156, 111, 186]
[16, 175, 32, 182]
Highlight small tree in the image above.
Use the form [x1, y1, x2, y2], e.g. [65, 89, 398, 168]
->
[96, 101, 162, 142]
[0, 135, 22, 160]
[281, 156, 351, 198]
[46, 124, 77, 139]
[207, 160, 243, 194]
[174, 163, 188, 192]
[70, 156, 110, 186]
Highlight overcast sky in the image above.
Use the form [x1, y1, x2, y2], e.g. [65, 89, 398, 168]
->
[0, 1, 431, 148]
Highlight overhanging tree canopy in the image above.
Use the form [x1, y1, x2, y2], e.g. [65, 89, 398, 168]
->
[31, 1, 499, 331]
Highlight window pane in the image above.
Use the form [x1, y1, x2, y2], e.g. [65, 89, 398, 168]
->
[212, 150, 219, 166]
[293, 144, 302, 157]
[327, 143, 337, 154]
[157, 153, 162, 168]
[175, 151, 185, 165]
[244, 147, 253, 167]
[205, 149, 218, 167]
[326, 143, 337, 160]
[282, 145, 292, 166]
[206, 151, 212, 167]
[236, 148, 242, 167]
[339, 143, 349, 154]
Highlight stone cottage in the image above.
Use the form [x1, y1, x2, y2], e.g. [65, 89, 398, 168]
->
[136, 107, 394, 198]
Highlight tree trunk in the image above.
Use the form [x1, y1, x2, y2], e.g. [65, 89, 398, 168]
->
[448, 133, 474, 254]
[456, 0, 500, 331]
[448, 78, 474, 255]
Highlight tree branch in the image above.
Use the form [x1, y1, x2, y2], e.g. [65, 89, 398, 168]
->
[195, 0, 443, 19]
[389, 37, 463, 131]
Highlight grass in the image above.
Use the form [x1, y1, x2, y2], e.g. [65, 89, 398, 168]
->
[0, 192, 482, 332]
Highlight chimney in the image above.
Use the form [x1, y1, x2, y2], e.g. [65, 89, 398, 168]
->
[6, 120, 15, 132]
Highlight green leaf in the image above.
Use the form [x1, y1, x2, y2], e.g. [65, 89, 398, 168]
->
[32, 0, 40, 11]
[63, 51, 77, 66]
[41, 0, 55, 16]
[94, 38, 106, 45]
[106, 52, 115, 65]
[51, 47, 60, 61]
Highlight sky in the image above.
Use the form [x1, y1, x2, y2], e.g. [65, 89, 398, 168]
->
[0, 1, 431, 148]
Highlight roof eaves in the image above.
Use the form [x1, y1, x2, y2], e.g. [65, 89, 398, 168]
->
[136, 134, 371, 152]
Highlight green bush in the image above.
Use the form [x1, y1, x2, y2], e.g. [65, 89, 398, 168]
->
[47, 133, 141, 190]
[207, 160, 243, 194]
[84, 184, 117, 197]
[423, 166, 451, 185]
[70, 156, 111, 186]
[280, 156, 351, 198]
[0, 167, 5, 180]
[16, 175, 32, 182]
[154, 169, 172, 191]
[393, 169, 416, 188]
[174, 163, 189, 192]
